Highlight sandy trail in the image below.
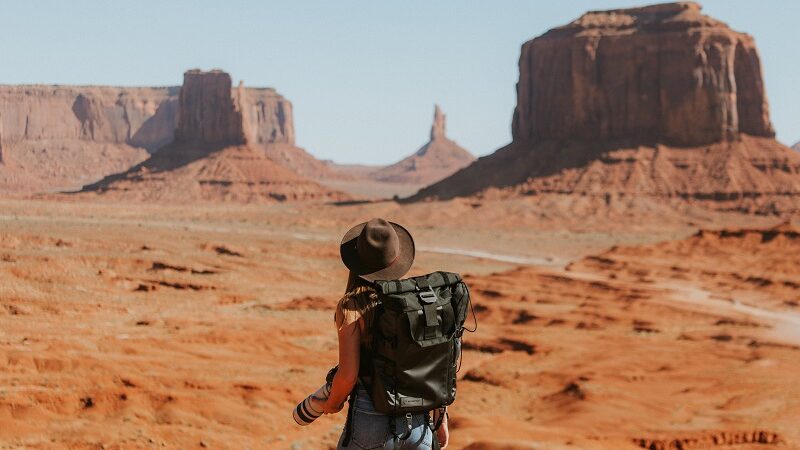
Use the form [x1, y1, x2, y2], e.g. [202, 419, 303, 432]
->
[417, 246, 566, 267]
[559, 266, 800, 346]
[659, 281, 800, 346]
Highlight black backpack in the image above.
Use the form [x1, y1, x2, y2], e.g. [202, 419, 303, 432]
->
[360, 271, 473, 415]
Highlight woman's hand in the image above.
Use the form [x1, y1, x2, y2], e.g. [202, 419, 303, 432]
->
[435, 409, 450, 448]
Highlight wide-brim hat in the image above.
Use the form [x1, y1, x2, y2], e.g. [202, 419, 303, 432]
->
[340, 218, 415, 282]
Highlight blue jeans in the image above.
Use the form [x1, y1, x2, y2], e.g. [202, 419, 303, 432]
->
[337, 384, 433, 449]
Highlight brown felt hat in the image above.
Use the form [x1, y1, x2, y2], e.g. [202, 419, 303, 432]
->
[340, 218, 415, 282]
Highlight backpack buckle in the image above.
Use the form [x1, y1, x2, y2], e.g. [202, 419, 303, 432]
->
[415, 276, 437, 304]
[418, 289, 437, 304]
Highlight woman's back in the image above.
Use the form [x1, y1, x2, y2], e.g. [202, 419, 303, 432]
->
[322, 218, 448, 449]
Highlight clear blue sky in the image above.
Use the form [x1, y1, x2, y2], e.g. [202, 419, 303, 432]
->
[1, 1, 797, 164]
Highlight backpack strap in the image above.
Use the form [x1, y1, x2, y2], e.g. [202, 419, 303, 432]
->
[389, 413, 413, 448]
[414, 275, 431, 290]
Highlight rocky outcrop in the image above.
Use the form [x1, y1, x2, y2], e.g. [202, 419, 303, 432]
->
[0, 86, 178, 192]
[0, 69, 298, 193]
[241, 87, 295, 146]
[175, 70, 244, 145]
[173, 71, 295, 147]
[413, 2, 800, 215]
[430, 104, 446, 140]
[369, 105, 475, 185]
[512, 2, 773, 147]
[0, 85, 178, 151]
[79, 70, 347, 203]
[793, 141, 800, 152]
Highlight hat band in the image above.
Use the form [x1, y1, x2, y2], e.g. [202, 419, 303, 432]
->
[356, 242, 400, 272]
[379, 252, 399, 271]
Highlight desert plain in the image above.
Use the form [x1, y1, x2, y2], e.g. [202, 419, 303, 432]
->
[0, 196, 798, 449]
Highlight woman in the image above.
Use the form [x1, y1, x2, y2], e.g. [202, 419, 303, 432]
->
[323, 218, 449, 449]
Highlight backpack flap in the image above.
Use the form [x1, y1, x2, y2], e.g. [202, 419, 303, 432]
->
[377, 272, 464, 348]
[406, 293, 453, 346]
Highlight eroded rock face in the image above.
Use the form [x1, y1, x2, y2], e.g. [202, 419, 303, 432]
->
[0, 69, 297, 193]
[0, 86, 178, 192]
[512, 2, 773, 147]
[0, 86, 178, 152]
[175, 70, 244, 145]
[241, 87, 295, 146]
[175, 71, 295, 147]
[78, 70, 343, 203]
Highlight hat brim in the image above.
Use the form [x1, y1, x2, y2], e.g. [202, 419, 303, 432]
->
[340, 221, 415, 282]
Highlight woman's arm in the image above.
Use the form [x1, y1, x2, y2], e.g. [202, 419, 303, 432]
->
[323, 314, 361, 413]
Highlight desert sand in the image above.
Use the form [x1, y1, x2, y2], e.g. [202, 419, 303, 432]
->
[1, 198, 798, 449]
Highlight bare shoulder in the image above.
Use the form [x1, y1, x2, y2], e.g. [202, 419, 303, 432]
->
[335, 296, 362, 329]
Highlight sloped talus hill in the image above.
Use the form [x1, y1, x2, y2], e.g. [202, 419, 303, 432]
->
[79, 143, 348, 203]
[79, 70, 348, 203]
[412, 2, 800, 215]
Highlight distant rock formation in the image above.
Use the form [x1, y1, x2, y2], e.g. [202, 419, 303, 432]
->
[262, 143, 346, 180]
[512, 1, 773, 147]
[369, 105, 475, 185]
[0, 70, 297, 193]
[430, 104, 446, 140]
[413, 2, 800, 215]
[1, 86, 179, 151]
[0, 86, 178, 192]
[175, 70, 245, 145]
[80, 70, 347, 203]
[793, 141, 800, 151]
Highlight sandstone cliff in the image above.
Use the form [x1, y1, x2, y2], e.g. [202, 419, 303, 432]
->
[369, 105, 475, 185]
[175, 70, 244, 145]
[0, 86, 177, 192]
[0, 70, 297, 193]
[512, 1, 773, 147]
[80, 70, 347, 203]
[413, 2, 800, 215]
[0, 85, 178, 151]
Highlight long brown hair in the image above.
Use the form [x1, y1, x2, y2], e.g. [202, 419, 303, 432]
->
[335, 271, 379, 343]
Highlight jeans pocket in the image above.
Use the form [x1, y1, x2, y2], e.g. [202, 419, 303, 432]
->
[350, 407, 390, 449]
